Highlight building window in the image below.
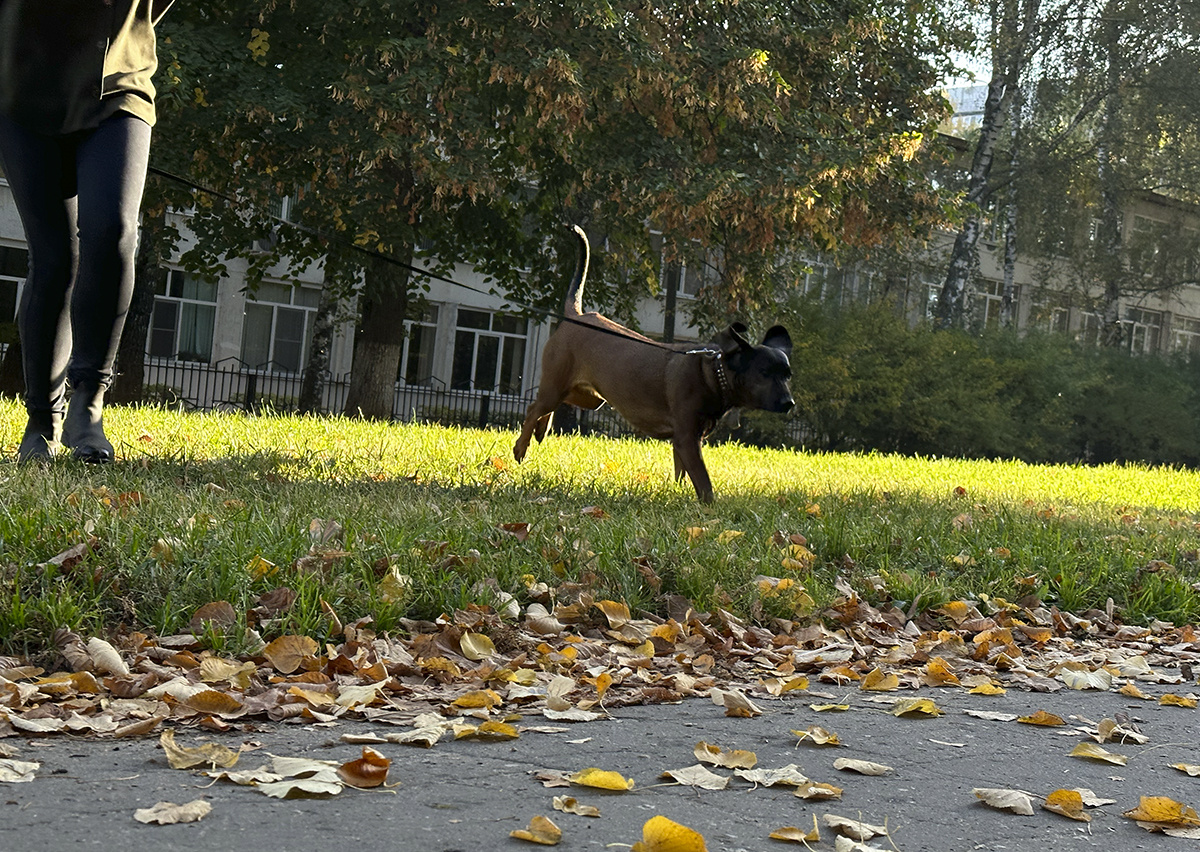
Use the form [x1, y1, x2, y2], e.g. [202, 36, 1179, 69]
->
[398, 306, 439, 386]
[450, 309, 526, 393]
[1172, 315, 1200, 357]
[973, 279, 1013, 328]
[149, 269, 217, 362]
[1123, 307, 1162, 355]
[240, 281, 321, 372]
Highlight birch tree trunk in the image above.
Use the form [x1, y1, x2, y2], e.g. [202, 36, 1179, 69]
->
[1095, 7, 1126, 348]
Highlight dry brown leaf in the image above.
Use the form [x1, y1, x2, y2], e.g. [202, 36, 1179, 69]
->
[892, 697, 943, 717]
[710, 688, 762, 718]
[459, 632, 496, 661]
[261, 635, 318, 675]
[631, 815, 707, 852]
[183, 690, 245, 717]
[794, 781, 843, 800]
[1043, 788, 1090, 822]
[337, 747, 390, 788]
[973, 787, 1036, 815]
[733, 764, 808, 787]
[452, 721, 519, 740]
[510, 815, 563, 846]
[693, 741, 757, 769]
[1173, 763, 1200, 776]
[822, 814, 888, 841]
[452, 689, 502, 710]
[133, 800, 212, 825]
[1160, 694, 1199, 708]
[1118, 682, 1153, 699]
[86, 638, 129, 676]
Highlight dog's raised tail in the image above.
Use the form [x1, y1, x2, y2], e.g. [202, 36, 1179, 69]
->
[564, 225, 590, 317]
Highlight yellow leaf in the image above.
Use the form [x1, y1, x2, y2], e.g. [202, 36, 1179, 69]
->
[451, 689, 502, 710]
[860, 667, 899, 691]
[379, 568, 412, 603]
[198, 657, 255, 688]
[792, 726, 840, 746]
[717, 529, 743, 544]
[761, 676, 809, 696]
[1044, 788, 1090, 822]
[1118, 682, 1153, 699]
[551, 796, 600, 817]
[1160, 694, 1198, 708]
[892, 697, 943, 717]
[810, 703, 850, 712]
[969, 682, 1006, 695]
[510, 815, 563, 845]
[594, 600, 631, 627]
[693, 741, 757, 769]
[453, 721, 520, 740]
[460, 632, 496, 661]
[1017, 710, 1064, 726]
[262, 634, 318, 675]
[1123, 796, 1200, 827]
[569, 767, 634, 791]
[921, 657, 961, 687]
[631, 815, 707, 852]
[1069, 742, 1127, 765]
[1174, 763, 1200, 777]
[182, 689, 246, 717]
[685, 526, 708, 542]
[769, 816, 820, 844]
[246, 554, 276, 578]
[805, 503, 822, 517]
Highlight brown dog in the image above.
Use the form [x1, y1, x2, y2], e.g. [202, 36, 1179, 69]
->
[514, 226, 794, 502]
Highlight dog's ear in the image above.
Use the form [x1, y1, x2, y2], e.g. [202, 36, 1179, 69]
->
[716, 322, 752, 355]
[761, 325, 792, 354]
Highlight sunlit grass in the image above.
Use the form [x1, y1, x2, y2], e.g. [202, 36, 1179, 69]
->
[1, 397, 1198, 661]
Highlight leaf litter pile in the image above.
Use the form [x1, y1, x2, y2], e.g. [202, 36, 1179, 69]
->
[5, 523, 1200, 846]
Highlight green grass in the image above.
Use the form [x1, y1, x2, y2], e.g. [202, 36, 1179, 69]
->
[2, 397, 1199, 662]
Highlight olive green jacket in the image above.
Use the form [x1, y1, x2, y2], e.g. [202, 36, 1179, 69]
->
[0, 0, 174, 135]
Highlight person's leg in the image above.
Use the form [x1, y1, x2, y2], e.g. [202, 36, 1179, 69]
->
[62, 113, 151, 461]
[0, 114, 77, 461]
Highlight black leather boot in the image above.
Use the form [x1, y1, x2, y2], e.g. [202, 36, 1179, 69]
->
[17, 407, 62, 463]
[62, 383, 114, 463]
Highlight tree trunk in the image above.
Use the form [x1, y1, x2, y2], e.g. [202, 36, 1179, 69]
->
[342, 253, 410, 419]
[1000, 83, 1024, 328]
[1095, 9, 1126, 348]
[111, 206, 170, 403]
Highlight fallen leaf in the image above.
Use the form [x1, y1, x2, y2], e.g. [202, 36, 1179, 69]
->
[892, 697, 943, 717]
[1058, 665, 1114, 691]
[0, 759, 39, 783]
[1043, 788, 1090, 822]
[453, 721, 520, 740]
[1118, 682, 1153, 699]
[261, 635, 318, 675]
[733, 764, 808, 787]
[1173, 763, 1200, 776]
[832, 758, 892, 776]
[451, 689, 503, 710]
[459, 632, 496, 661]
[1017, 710, 1065, 726]
[792, 726, 840, 746]
[1068, 742, 1127, 765]
[794, 781, 843, 800]
[159, 730, 240, 770]
[710, 688, 762, 718]
[257, 776, 343, 799]
[551, 796, 600, 817]
[769, 816, 821, 844]
[337, 747, 390, 788]
[810, 702, 850, 712]
[968, 682, 1006, 696]
[133, 800, 212, 825]
[569, 767, 634, 791]
[86, 638, 130, 676]
[510, 815, 562, 845]
[973, 787, 1036, 815]
[631, 815, 707, 852]
[860, 667, 900, 691]
[1123, 796, 1200, 830]
[661, 764, 729, 790]
[1160, 694, 1198, 708]
[822, 814, 888, 841]
[693, 741, 757, 769]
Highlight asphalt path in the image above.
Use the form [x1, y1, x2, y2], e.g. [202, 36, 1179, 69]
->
[3, 684, 1198, 851]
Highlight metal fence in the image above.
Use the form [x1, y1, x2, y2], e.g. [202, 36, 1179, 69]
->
[0, 343, 800, 444]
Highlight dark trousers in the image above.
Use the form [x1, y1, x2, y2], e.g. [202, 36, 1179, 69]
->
[0, 112, 151, 414]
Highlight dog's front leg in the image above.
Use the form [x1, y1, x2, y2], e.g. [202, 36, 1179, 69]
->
[672, 434, 714, 503]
